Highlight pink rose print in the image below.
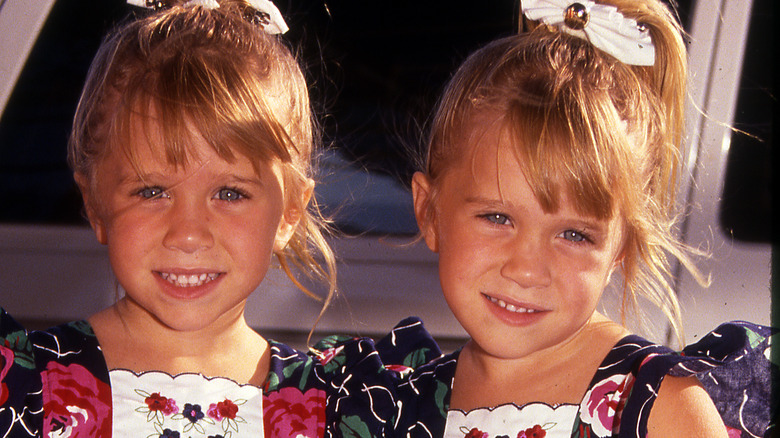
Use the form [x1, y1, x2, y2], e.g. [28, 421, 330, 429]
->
[0, 346, 14, 406]
[208, 399, 239, 421]
[517, 424, 547, 438]
[385, 364, 413, 374]
[41, 361, 111, 437]
[317, 345, 344, 365]
[580, 373, 635, 436]
[726, 426, 743, 438]
[263, 387, 325, 438]
[464, 428, 488, 438]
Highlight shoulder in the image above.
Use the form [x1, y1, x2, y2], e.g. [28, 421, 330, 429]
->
[622, 322, 775, 438]
[648, 375, 727, 437]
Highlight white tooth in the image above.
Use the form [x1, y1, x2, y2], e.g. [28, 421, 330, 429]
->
[199, 274, 207, 281]
[506, 304, 517, 312]
[497, 299, 506, 308]
[169, 273, 178, 281]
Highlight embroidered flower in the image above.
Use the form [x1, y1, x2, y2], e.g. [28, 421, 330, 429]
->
[146, 392, 179, 415]
[40, 361, 112, 437]
[463, 427, 489, 438]
[158, 428, 180, 438]
[517, 424, 547, 438]
[172, 403, 215, 434]
[208, 399, 239, 420]
[580, 373, 635, 435]
[263, 387, 325, 438]
[182, 403, 205, 423]
[135, 390, 179, 425]
[208, 398, 246, 433]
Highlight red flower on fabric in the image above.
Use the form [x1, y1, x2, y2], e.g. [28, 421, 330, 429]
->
[518, 424, 547, 438]
[263, 387, 325, 438]
[145, 392, 178, 415]
[40, 361, 111, 437]
[464, 428, 489, 438]
[385, 364, 413, 374]
[208, 399, 239, 420]
[0, 346, 14, 406]
[317, 346, 344, 366]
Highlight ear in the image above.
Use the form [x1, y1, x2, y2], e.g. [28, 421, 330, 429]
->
[411, 172, 439, 252]
[274, 177, 314, 252]
[74, 172, 108, 245]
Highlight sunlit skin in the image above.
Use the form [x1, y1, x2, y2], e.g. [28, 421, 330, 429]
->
[413, 113, 727, 436]
[79, 122, 306, 383]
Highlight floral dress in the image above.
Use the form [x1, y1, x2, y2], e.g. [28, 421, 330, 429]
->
[0, 309, 441, 438]
[394, 321, 776, 438]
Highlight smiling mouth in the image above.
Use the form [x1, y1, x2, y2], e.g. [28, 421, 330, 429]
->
[485, 294, 541, 314]
[159, 272, 220, 287]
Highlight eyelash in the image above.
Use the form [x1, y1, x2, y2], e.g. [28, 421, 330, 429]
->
[136, 186, 167, 199]
[214, 187, 248, 202]
[479, 213, 511, 226]
[478, 212, 594, 244]
[134, 186, 248, 202]
[559, 229, 592, 244]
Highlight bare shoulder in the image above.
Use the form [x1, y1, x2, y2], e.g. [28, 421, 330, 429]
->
[647, 375, 728, 438]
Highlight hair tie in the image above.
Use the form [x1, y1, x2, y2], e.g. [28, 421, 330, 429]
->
[521, 0, 655, 66]
[126, 0, 289, 34]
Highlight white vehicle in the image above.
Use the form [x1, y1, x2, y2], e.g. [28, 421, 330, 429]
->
[0, 0, 772, 348]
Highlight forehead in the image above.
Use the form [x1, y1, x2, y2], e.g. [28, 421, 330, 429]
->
[441, 110, 618, 221]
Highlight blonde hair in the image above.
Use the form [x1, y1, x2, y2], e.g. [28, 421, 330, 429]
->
[421, 0, 705, 344]
[69, 1, 337, 313]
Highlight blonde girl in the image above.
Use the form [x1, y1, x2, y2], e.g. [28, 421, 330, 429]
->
[0, 1, 439, 436]
[395, 0, 775, 437]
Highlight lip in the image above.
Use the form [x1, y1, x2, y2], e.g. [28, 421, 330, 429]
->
[154, 269, 224, 300]
[482, 292, 547, 326]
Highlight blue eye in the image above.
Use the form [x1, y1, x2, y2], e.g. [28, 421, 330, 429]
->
[481, 213, 511, 226]
[138, 186, 167, 199]
[560, 229, 588, 243]
[215, 188, 245, 202]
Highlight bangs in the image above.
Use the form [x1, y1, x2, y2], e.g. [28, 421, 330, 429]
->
[499, 92, 630, 221]
[93, 3, 308, 177]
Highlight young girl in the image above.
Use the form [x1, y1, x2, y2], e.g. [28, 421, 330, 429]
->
[396, 0, 775, 437]
[0, 1, 439, 436]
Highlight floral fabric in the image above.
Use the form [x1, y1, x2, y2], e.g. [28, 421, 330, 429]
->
[109, 370, 265, 437]
[0, 309, 442, 438]
[443, 403, 578, 438]
[395, 321, 776, 438]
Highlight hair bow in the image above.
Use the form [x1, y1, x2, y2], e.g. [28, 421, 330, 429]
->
[126, 0, 289, 34]
[521, 0, 654, 66]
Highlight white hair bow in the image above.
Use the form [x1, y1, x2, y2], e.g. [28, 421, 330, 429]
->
[521, 0, 655, 66]
[126, 0, 289, 34]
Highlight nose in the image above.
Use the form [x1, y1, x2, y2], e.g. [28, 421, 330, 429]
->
[499, 235, 551, 288]
[162, 199, 215, 253]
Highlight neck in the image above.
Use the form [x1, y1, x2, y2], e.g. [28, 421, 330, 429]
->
[89, 298, 269, 384]
[450, 314, 628, 410]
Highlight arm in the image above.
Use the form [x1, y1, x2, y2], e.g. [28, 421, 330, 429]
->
[647, 375, 728, 438]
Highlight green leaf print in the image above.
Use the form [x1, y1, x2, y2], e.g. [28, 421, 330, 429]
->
[2, 330, 34, 369]
[403, 348, 431, 368]
[434, 380, 449, 418]
[338, 415, 372, 438]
